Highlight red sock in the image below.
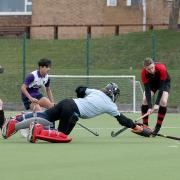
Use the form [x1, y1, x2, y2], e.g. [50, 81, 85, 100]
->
[156, 106, 167, 128]
[141, 105, 149, 125]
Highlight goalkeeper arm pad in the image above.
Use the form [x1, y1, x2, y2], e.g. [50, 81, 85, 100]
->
[75, 86, 87, 98]
[115, 114, 136, 129]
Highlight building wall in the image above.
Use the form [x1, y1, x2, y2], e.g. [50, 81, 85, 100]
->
[0, 15, 31, 26]
[31, 0, 143, 39]
[0, 16, 31, 37]
[146, 0, 172, 29]
[0, 0, 178, 39]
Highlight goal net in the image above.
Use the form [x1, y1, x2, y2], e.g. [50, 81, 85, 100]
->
[48, 75, 143, 112]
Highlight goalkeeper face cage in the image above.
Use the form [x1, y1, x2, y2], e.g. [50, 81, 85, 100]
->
[105, 83, 120, 102]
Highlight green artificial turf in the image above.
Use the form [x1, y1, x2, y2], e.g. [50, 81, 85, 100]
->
[0, 112, 180, 180]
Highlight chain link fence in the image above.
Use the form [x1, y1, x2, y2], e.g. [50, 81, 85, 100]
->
[0, 30, 180, 111]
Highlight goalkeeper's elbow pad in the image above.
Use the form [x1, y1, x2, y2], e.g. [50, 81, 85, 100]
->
[75, 86, 87, 98]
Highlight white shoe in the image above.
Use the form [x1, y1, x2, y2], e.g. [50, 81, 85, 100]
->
[19, 128, 30, 138]
[28, 122, 39, 143]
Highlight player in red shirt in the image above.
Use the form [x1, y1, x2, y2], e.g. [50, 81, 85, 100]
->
[141, 57, 171, 135]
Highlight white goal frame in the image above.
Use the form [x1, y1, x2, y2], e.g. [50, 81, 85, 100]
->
[49, 75, 138, 113]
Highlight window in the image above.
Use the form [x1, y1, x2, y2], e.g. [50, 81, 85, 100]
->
[107, 0, 117, 6]
[0, 0, 32, 15]
[127, 0, 142, 6]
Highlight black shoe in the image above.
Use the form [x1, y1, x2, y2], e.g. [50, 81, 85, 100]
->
[152, 126, 161, 137]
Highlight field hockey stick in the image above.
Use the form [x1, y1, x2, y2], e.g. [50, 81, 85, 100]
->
[111, 112, 150, 137]
[76, 122, 99, 136]
[156, 133, 180, 141]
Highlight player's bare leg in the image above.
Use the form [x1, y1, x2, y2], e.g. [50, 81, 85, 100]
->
[38, 97, 54, 109]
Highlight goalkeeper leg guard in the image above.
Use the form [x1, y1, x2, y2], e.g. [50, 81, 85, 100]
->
[2, 118, 18, 139]
[28, 122, 43, 143]
[28, 122, 72, 143]
[36, 134, 72, 143]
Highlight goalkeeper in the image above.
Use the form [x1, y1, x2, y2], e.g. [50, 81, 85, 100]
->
[141, 57, 170, 135]
[2, 83, 150, 143]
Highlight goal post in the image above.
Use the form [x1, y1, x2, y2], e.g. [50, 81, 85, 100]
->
[49, 75, 143, 113]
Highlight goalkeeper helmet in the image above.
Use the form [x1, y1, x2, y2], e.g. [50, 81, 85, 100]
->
[104, 83, 120, 102]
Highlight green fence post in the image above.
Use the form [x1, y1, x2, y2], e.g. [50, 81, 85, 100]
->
[152, 31, 157, 104]
[22, 32, 26, 82]
[86, 33, 91, 76]
[85, 33, 91, 86]
[152, 31, 157, 61]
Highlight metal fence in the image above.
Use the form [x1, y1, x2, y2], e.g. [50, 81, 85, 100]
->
[0, 27, 180, 111]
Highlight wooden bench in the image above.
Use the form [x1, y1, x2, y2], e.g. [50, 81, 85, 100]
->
[0, 27, 26, 37]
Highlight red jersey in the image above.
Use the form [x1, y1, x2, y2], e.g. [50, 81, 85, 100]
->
[141, 63, 170, 85]
[141, 63, 170, 108]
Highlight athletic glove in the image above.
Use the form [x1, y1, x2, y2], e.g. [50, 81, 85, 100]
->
[75, 86, 87, 98]
[131, 124, 153, 137]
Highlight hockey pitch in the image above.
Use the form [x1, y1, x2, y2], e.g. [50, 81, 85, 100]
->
[0, 112, 180, 180]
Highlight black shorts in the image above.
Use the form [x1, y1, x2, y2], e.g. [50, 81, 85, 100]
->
[150, 79, 171, 94]
[22, 94, 43, 110]
[45, 99, 80, 121]
[45, 99, 80, 134]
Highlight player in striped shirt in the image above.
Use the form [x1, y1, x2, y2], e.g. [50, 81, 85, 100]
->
[21, 58, 54, 112]
[20, 58, 55, 136]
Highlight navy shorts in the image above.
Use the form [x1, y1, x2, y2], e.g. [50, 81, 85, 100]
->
[22, 94, 43, 110]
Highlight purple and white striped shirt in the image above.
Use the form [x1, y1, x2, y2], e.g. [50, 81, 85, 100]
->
[21, 70, 50, 98]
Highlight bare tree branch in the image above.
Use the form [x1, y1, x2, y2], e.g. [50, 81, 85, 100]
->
[169, 0, 180, 30]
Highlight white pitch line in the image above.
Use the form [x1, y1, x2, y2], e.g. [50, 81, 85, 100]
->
[168, 145, 178, 148]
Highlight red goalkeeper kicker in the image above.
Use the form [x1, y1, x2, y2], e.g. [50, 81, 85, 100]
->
[36, 135, 72, 143]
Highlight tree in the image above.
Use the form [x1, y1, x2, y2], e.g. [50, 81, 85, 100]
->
[169, 0, 180, 30]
